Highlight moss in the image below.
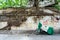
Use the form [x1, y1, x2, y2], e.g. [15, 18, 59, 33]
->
[0, 0, 28, 9]
[54, 0, 60, 10]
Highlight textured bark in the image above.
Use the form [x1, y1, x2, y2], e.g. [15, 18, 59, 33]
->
[0, 7, 59, 30]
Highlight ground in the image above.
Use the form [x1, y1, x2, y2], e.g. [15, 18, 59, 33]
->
[0, 30, 60, 40]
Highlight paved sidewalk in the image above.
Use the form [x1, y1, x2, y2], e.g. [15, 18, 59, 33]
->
[0, 30, 60, 40]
